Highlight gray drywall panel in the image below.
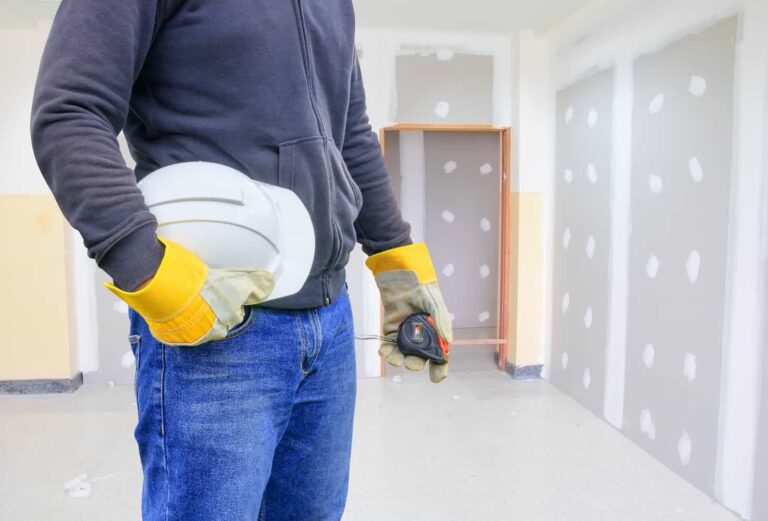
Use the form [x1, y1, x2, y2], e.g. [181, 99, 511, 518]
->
[386, 131, 403, 204]
[423, 131, 499, 340]
[550, 68, 615, 416]
[395, 53, 493, 124]
[623, 17, 737, 495]
[83, 269, 133, 385]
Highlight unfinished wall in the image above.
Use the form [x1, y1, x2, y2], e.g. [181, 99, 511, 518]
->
[550, 67, 614, 415]
[544, 0, 768, 516]
[395, 53, 494, 123]
[623, 17, 737, 494]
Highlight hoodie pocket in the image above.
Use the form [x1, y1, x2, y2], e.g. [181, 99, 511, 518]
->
[277, 136, 362, 275]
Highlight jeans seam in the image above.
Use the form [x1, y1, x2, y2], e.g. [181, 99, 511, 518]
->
[303, 310, 323, 375]
[295, 312, 307, 374]
[160, 344, 170, 521]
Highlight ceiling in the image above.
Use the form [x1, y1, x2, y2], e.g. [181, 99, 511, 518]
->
[352, 0, 594, 33]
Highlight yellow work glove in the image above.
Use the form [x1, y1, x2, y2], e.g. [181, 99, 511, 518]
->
[366, 243, 453, 383]
[105, 236, 275, 346]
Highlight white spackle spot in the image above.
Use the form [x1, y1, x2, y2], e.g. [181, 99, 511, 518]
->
[434, 101, 450, 119]
[479, 264, 490, 278]
[646, 254, 660, 279]
[561, 352, 569, 370]
[442, 263, 455, 277]
[649, 93, 665, 114]
[112, 300, 129, 314]
[64, 474, 92, 499]
[448, 312, 456, 322]
[392, 375, 402, 384]
[443, 160, 457, 174]
[686, 250, 701, 283]
[453, 395, 460, 400]
[586, 163, 598, 184]
[561, 292, 570, 314]
[564, 168, 574, 184]
[564, 106, 574, 124]
[678, 432, 693, 466]
[649, 174, 663, 194]
[480, 218, 491, 232]
[689, 157, 704, 183]
[479, 163, 493, 175]
[683, 353, 697, 382]
[441, 210, 455, 224]
[689, 75, 707, 98]
[585, 235, 595, 260]
[587, 106, 598, 128]
[643, 343, 656, 368]
[478, 311, 490, 323]
[436, 48, 454, 61]
[107, 380, 116, 389]
[583, 368, 592, 389]
[583, 306, 593, 329]
[640, 409, 656, 440]
[120, 351, 135, 369]
[562, 228, 572, 250]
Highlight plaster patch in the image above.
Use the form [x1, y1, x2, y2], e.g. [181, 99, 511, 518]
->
[643, 343, 656, 368]
[586, 163, 598, 184]
[646, 254, 660, 279]
[686, 250, 701, 283]
[649, 93, 665, 114]
[564, 168, 574, 184]
[480, 218, 491, 232]
[683, 353, 697, 382]
[478, 311, 490, 323]
[583, 368, 592, 389]
[443, 160, 457, 174]
[120, 351, 135, 368]
[442, 263, 455, 277]
[479, 264, 490, 278]
[588, 106, 599, 128]
[561, 292, 570, 314]
[688, 75, 707, 98]
[479, 163, 493, 175]
[441, 210, 455, 224]
[565, 106, 574, 124]
[689, 157, 704, 183]
[640, 408, 655, 439]
[586, 235, 596, 260]
[561, 352, 569, 370]
[584, 306, 593, 329]
[678, 431, 693, 466]
[649, 174, 664, 193]
[562, 228, 572, 250]
[434, 101, 450, 119]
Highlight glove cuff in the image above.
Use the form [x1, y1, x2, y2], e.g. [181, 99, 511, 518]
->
[365, 242, 437, 284]
[104, 236, 208, 321]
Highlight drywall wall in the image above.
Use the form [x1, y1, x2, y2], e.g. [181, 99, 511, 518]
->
[623, 16, 736, 494]
[544, 0, 768, 516]
[550, 67, 614, 415]
[395, 53, 494, 123]
[423, 131, 500, 340]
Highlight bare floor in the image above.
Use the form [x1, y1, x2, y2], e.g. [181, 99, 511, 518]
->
[0, 348, 738, 521]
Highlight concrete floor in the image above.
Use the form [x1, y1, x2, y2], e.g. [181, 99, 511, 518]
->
[0, 348, 739, 521]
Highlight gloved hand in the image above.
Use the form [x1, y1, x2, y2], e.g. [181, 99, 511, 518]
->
[365, 242, 453, 383]
[105, 236, 274, 346]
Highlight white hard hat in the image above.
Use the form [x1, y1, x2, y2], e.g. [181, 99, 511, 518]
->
[137, 161, 315, 302]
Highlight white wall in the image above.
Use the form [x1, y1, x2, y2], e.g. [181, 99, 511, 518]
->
[538, 0, 768, 517]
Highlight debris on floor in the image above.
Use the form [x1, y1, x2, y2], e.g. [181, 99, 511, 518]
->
[63, 474, 92, 499]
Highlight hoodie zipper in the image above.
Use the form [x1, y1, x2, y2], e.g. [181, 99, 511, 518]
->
[295, 0, 341, 306]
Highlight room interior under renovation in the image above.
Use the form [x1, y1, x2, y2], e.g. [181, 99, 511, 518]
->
[1, 0, 768, 520]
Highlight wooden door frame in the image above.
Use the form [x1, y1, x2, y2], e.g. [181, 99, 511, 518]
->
[379, 124, 513, 372]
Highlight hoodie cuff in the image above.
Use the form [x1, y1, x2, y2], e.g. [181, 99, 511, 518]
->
[99, 223, 166, 291]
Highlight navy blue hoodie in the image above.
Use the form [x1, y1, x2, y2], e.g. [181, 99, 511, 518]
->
[30, 0, 411, 308]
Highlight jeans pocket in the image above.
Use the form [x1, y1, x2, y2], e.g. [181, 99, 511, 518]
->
[209, 305, 257, 344]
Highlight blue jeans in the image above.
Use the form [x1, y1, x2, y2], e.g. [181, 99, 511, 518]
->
[127, 287, 357, 520]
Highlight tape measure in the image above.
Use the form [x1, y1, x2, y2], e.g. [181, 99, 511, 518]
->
[396, 313, 449, 364]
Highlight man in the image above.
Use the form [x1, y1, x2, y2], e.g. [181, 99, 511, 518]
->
[30, 1, 451, 519]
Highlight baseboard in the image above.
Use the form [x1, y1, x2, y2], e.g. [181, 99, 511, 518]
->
[505, 363, 543, 380]
[0, 373, 83, 395]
